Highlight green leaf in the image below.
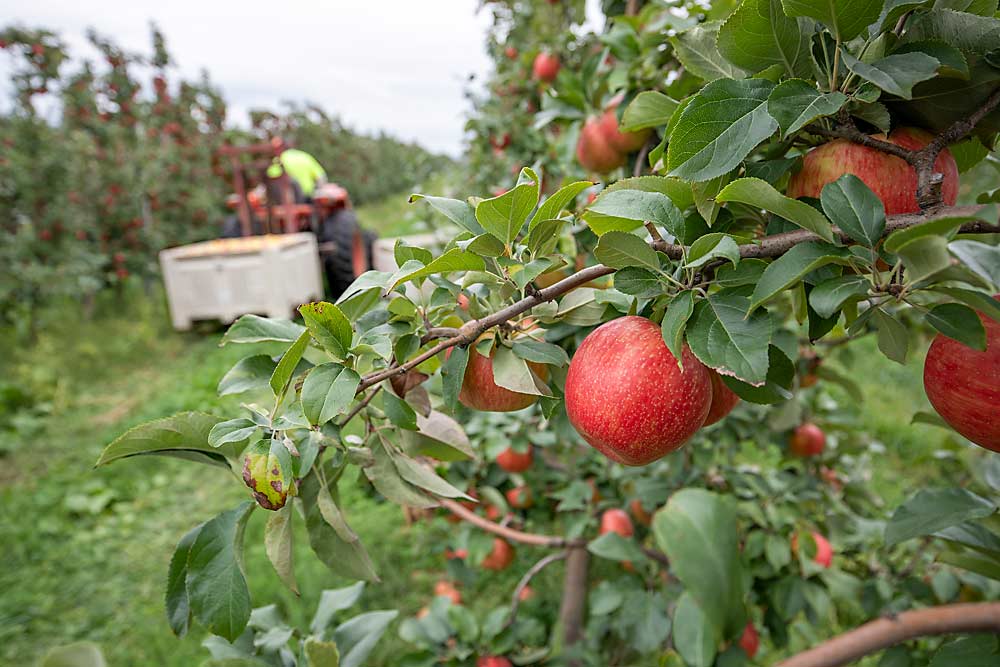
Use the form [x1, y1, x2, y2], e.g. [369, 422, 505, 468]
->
[304, 639, 340, 667]
[672, 593, 718, 667]
[928, 636, 999, 667]
[382, 390, 418, 430]
[389, 248, 486, 290]
[96, 412, 236, 469]
[767, 79, 848, 138]
[932, 287, 1000, 324]
[781, 0, 882, 40]
[895, 40, 969, 79]
[621, 91, 678, 131]
[691, 172, 731, 227]
[886, 488, 996, 546]
[311, 582, 366, 635]
[440, 346, 469, 412]
[587, 189, 686, 239]
[491, 346, 550, 396]
[301, 364, 362, 427]
[809, 274, 870, 318]
[820, 174, 886, 248]
[512, 339, 570, 366]
[475, 167, 540, 243]
[364, 439, 436, 509]
[950, 240, 1000, 289]
[904, 8, 1000, 55]
[525, 218, 566, 256]
[300, 472, 380, 581]
[530, 180, 592, 229]
[654, 489, 747, 636]
[300, 302, 353, 358]
[333, 610, 399, 667]
[873, 308, 909, 363]
[667, 79, 778, 183]
[720, 344, 795, 404]
[688, 293, 773, 385]
[718, 0, 812, 77]
[669, 21, 747, 82]
[926, 303, 987, 351]
[408, 194, 484, 235]
[937, 547, 1000, 581]
[749, 242, 850, 311]
[594, 231, 661, 272]
[587, 532, 648, 563]
[841, 50, 941, 100]
[315, 481, 377, 576]
[218, 355, 278, 396]
[684, 233, 740, 269]
[166, 524, 201, 637]
[270, 330, 311, 397]
[265, 505, 298, 594]
[241, 439, 296, 510]
[614, 267, 664, 297]
[222, 315, 305, 346]
[186, 502, 255, 641]
[208, 418, 258, 449]
[390, 448, 473, 500]
[662, 291, 696, 366]
[717, 177, 834, 242]
[402, 410, 475, 462]
[39, 643, 108, 667]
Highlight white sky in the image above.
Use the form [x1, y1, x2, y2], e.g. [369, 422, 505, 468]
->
[0, 1, 504, 156]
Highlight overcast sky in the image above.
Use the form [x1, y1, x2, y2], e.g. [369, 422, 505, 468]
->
[0, 1, 508, 155]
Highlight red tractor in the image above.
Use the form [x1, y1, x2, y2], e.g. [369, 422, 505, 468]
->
[217, 139, 375, 297]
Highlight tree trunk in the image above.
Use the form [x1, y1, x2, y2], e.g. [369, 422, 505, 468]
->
[558, 545, 589, 663]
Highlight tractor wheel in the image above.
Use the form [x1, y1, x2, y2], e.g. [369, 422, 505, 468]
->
[319, 210, 375, 298]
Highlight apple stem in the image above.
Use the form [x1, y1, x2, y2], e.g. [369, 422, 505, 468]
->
[779, 602, 1000, 667]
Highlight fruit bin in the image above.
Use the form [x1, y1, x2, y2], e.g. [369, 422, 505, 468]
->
[159, 233, 323, 331]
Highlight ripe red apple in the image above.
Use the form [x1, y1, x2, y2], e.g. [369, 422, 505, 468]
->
[576, 116, 625, 173]
[532, 51, 560, 82]
[600, 509, 634, 537]
[504, 46, 518, 60]
[787, 127, 958, 215]
[793, 531, 833, 568]
[454, 345, 548, 412]
[789, 422, 826, 457]
[629, 499, 652, 526]
[457, 293, 470, 311]
[477, 657, 512, 667]
[481, 538, 515, 570]
[517, 585, 535, 601]
[444, 547, 468, 560]
[496, 445, 533, 472]
[565, 316, 712, 465]
[739, 622, 759, 658]
[702, 369, 741, 426]
[923, 299, 1000, 452]
[433, 580, 462, 604]
[597, 107, 650, 154]
[506, 486, 533, 509]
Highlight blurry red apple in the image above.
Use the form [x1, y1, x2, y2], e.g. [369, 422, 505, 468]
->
[629, 499, 652, 526]
[787, 127, 958, 215]
[453, 344, 548, 412]
[433, 580, 462, 604]
[598, 106, 650, 154]
[506, 486, 533, 509]
[477, 657, 512, 667]
[600, 509, 634, 537]
[703, 369, 740, 426]
[923, 298, 1000, 452]
[497, 445, 533, 472]
[576, 116, 625, 173]
[504, 46, 518, 60]
[565, 316, 712, 465]
[532, 52, 560, 82]
[789, 422, 826, 457]
[482, 538, 515, 570]
[739, 622, 759, 658]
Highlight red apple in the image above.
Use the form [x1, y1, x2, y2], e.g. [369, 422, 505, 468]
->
[454, 345, 548, 412]
[576, 116, 625, 173]
[629, 499, 652, 526]
[481, 538, 515, 570]
[506, 486, 533, 509]
[444, 547, 468, 560]
[532, 51, 560, 82]
[600, 509, 634, 537]
[433, 580, 462, 604]
[703, 369, 740, 426]
[923, 298, 1000, 452]
[598, 107, 650, 154]
[477, 657, 512, 667]
[565, 316, 712, 465]
[789, 422, 826, 457]
[787, 127, 958, 215]
[517, 585, 535, 601]
[504, 46, 518, 60]
[457, 293, 470, 311]
[739, 622, 759, 658]
[793, 531, 833, 568]
[497, 445, 533, 472]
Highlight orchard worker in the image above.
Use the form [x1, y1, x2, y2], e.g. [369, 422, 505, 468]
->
[266, 138, 327, 202]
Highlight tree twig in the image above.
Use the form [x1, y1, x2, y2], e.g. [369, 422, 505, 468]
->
[778, 603, 1000, 667]
[504, 550, 568, 628]
[438, 498, 586, 548]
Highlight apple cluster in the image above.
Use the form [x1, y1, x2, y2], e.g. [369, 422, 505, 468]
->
[576, 100, 651, 174]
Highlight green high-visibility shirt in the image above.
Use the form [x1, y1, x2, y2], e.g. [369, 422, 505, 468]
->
[266, 149, 327, 196]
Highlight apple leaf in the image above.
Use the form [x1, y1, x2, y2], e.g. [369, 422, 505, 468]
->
[388, 248, 486, 290]
[683, 233, 740, 269]
[903, 8, 1000, 55]
[686, 292, 773, 386]
[621, 91, 679, 131]
[475, 167, 540, 243]
[300, 301, 353, 359]
[587, 189, 686, 240]
[925, 303, 987, 351]
[749, 242, 852, 312]
[672, 593, 719, 667]
[840, 50, 941, 100]
[661, 290, 696, 367]
[873, 308, 910, 364]
[221, 314, 305, 346]
[886, 488, 996, 546]
[820, 174, 886, 248]
[717, 0, 812, 78]
[491, 345, 551, 396]
[931, 287, 1000, 324]
[720, 345, 795, 405]
[594, 230, 662, 272]
[667, 78, 778, 183]
[781, 0, 882, 41]
[716, 177, 834, 242]
[301, 363, 362, 427]
[529, 180, 592, 229]
[408, 194, 484, 235]
[767, 79, 848, 138]
[668, 21, 747, 82]
[808, 274, 870, 318]
[269, 330, 311, 397]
